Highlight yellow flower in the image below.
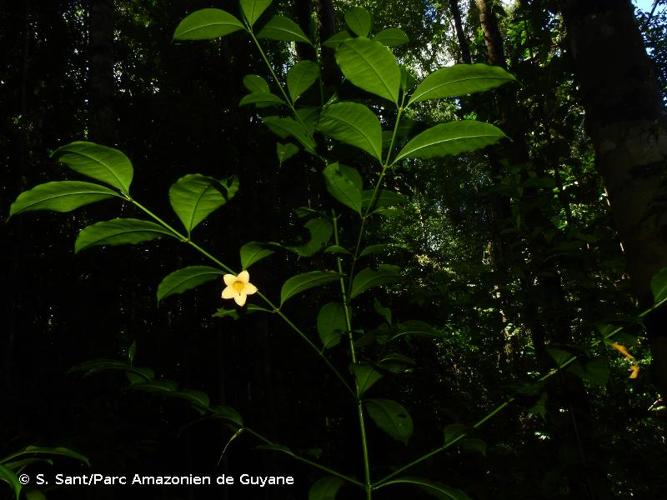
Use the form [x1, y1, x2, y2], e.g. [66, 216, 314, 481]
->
[221, 270, 257, 307]
[610, 342, 634, 361]
[629, 365, 640, 379]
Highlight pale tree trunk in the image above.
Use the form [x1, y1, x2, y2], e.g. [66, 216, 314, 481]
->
[563, 0, 667, 395]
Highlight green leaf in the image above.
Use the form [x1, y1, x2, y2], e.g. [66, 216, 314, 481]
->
[319, 102, 383, 161]
[157, 266, 223, 303]
[460, 438, 487, 456]
[243, 74, 270, 93]
[309, 476, 344, 500]
[211, 404, 244, 426]
[263, 116, 316, 152]
[409, 63, 516, 105]
[391, 320, 442, 340]
[2, 446, 89, 467]
[52, 141, 134, 194]
[350, 264, 400, 298]
[323, 163, 363, 214]
[9, 181, 118, 217]
[0, 464, 21, 500]
[277, 143, 299, 164]
[383, 477, 471, 500]
[172, 389, 210, 410]
[287, 61, 320, 102]
[394, 121, 505, 162]
[240, 0, 272, 26]
[212, 307, 240, 320]
[239, 92, 286, 107]
[169, 174, 237, 234]
[75, 218, 173, 253]
[546, 347, 573, 367]
[365, 398, 413, 444]
[173, 8, 245, 40]
[651, 267, 667, 303]
[317, 303, 347, 349]
[286, 217, 333, 256]
[344, 7, 371, 37]
[374, 28, 409, 47]
[323, 31, 353, 48]
[335, 38, 401, 104]
[257, 16, 312, 44]
[581, 358, 610, 386]
[352, 364, 382, 396]
[240, 241, 274, 269]
[280, 271, 340, 305]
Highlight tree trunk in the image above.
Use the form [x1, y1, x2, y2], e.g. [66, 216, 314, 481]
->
[88, 0, 115, 144]
[315, 0, 338, 92]
[449, 0, 472, 64]
[474, 0, 505, 67]
[563, 0, 667, 395]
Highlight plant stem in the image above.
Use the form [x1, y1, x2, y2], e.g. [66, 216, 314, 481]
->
[332, 210, 373, 499]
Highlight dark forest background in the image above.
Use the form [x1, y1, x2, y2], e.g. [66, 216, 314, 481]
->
[2, 0, 667, 499]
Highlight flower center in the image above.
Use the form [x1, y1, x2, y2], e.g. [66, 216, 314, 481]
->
[232, 280, 245, 293]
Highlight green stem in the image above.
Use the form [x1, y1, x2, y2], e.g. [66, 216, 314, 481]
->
[332, 210, 373, 499]
[242, 427, 365, 488]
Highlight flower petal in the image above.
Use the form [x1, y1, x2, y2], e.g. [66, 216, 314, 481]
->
[237, 270, 250, 283]
[234, 293, 247, 306]
[244, 283, 258, 295]
[221, 286, 236, 299]
[629, 365, 640, 379]
[223, 274, 236, 286]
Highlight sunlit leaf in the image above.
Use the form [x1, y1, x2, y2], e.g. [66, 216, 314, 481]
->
[319, 102, 383, 161]
[263, 116, 316, 152]
[169, 174, 237, 235]
[75, 218, 174, 253]
[239, 92, 286, 107]
[173, 8, 245, 40]
[394, 121, 505, 162]
[9, 181, 119, 217]
[257, 15, 311, 44]
[240, 241, 274, 269]
[323, 163, 363, 214]
[409, 64, 516, 105]
[323, 31, 353, 48]
[280, 271, 340, 305]
[365, 398, 413, 444]
[374, 28, 409, 47]
[52, 141, 134, 194]
[157, 266, 223, 303]
[287, 61, 320, 102]
[344, 7, 371, 37]
[335, 38, 401, 104]
[240, 0, 272, 27]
